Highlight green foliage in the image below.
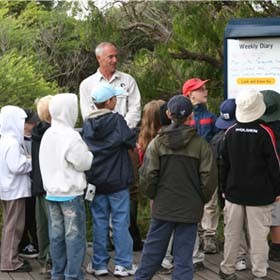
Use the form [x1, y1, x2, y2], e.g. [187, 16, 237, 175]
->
[0, 51, 58, 109]
[0, 0, 29, 17]
[137, 198, 151, 239]
[0, 10, 36, 56]
[0, 0, 279, 112]
[117, 1, 278, 112]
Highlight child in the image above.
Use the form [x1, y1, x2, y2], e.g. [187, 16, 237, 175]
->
[260, 90, 280, 262]
[31, 95, 53, 273]
[219, 90, 280, 280]
[19, 109, 39, 259]
[211, 99, 237, 209]
[135, 95, 217, 280]
[137, 100, 166, 166]
[137, 100, 173, 272]
[182, 78, 217, 142]
[214, 99, 248, 272]
[128, 100, 166, 253]
[0, 106, 32, 272]
[39, 93, 93, 280]
[82, 83, 137, 277]
[182, 77, 219, 262]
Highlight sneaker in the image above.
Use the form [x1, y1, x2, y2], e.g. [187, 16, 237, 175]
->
[86, 263, 108, 276]
[193, 262, 205, 272]
[161, 258, 173, 270]
[219, 269, 237, 280]
[235, 258, 247, 271]
[269, 247, 280, 261]
[114, 264, 137, 277]
[19, 244, 39, 259]
[40, 261, 52, 275]
[203, 236, 217, 254]
[157, 267, 173, 274]
[1, 262, 32, 273]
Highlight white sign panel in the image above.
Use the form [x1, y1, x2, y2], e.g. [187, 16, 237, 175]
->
[227, 38, 280, 98]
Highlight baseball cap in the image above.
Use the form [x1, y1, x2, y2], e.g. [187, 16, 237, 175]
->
[182, 78, 209, 96]
[167, 95, 193, 119]
[91, 83, 125, 103]
[215, 99, 236, 129]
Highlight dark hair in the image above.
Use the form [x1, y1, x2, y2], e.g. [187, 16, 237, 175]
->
[170, 115, 188, 125]
[94, 101, 107, 109]
[159, 103, 171, 126]
[24, 109, 38, 123]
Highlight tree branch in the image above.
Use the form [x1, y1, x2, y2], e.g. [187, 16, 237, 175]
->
[169, 49, 223, 69]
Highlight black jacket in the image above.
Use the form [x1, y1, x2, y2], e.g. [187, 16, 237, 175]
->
[82, 110, 136, 194]
[221, 120, 280, 206]
[31, 121, 50, 196]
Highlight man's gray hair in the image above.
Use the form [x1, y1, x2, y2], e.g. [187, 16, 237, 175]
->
[95, 42, 116, 56]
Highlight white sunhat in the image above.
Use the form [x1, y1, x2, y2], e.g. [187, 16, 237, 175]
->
[236, 90, 266, 123]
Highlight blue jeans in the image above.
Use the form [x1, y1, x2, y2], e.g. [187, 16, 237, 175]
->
[90, 189, 133, 270]
[47, 196, 86, 280]
[135, 218, 197, 280]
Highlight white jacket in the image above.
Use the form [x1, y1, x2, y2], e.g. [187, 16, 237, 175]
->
[39, 93, 93, 197]
[79, 69, 141, 128]
[0, 106, 32, 200]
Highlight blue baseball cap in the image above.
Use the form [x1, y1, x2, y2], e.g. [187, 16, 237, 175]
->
[215, 99, 236, 129]
[91, 83, 125, 103]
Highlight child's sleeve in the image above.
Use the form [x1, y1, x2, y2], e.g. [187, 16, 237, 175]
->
[65, 135, 93, 172]
[199, 140, 217, 203]
[119, 114, 137, 148]
[6, 143, 32, 174]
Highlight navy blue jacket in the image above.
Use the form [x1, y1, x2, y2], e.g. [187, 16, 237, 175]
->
[187, 103, 218, 142]
[82, 110, 136, 195]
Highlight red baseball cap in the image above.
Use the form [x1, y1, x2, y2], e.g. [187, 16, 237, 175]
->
[182, 78, 209, 96]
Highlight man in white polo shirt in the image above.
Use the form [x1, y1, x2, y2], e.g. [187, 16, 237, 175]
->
[79, 42, 141, 129]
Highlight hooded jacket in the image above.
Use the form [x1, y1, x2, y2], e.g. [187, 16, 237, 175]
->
[139, 123, 217, 224]
[39, 94, 93, 197]
[31, 121, 50, 196]
[220, 121, 280, 206]
[0, 106, 32, 200]
[82, 109, 136, 194]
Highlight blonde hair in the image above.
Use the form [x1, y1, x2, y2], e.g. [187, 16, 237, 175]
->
[138, 99, 166, 153]
[36, 95, 53, 123]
